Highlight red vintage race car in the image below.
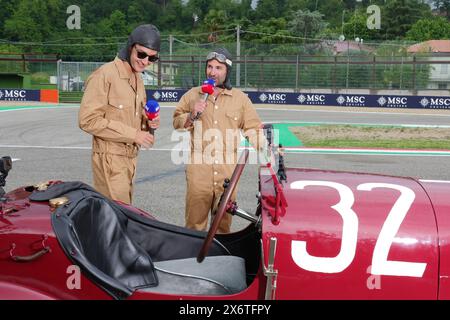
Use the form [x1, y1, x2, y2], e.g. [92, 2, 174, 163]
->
[0, 141, 448, 300]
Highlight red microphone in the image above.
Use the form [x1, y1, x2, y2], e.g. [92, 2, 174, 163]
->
[144, 99, 160, 135]
[194, 79, 215, 120]
[201, 78, 215, 101]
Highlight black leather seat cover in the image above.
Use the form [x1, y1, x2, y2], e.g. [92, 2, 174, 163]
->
[32, 181, 231, 299]
[34, 182, 157, 299]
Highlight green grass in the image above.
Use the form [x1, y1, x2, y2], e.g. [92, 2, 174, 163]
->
[301, 139, 450, 150]
[291, 124, 450, 150]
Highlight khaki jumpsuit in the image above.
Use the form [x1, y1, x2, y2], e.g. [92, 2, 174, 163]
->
[79, 57, 149, 204]
[173, 87, 266, 233]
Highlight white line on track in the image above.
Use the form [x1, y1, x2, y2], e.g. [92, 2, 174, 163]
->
[0, 105, 79, 112]
[2, 144, 450, 157]
[264, 121, 450, 128]
[0, 144, 183, 151]
[257, 108, 450, 117]
[161, 105, 450, 117]
[3, 104, 450, 118]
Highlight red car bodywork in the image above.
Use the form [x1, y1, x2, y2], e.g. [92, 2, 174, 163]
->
[0, 166, 448, 300]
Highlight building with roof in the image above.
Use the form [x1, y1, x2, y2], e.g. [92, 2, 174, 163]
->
[407, 40, 450, 90]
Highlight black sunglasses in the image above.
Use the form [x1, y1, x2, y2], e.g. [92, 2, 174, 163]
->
[136, 50, 159, 62]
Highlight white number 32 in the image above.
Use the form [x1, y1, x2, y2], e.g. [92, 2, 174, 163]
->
[290, 181, 427, 277]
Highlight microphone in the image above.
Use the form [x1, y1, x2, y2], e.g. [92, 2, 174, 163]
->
[194, 78, 215, 120]
[144, 99, 160, 135]
[201, 78, 215, 101]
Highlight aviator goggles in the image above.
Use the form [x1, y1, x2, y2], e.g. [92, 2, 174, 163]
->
[136, 50, 159, 62]
[206, 52, 232, 67]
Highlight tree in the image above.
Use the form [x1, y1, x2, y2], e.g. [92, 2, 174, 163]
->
[4, 0, 62, 43]
[288, 10, 328, 39]
[0, 0, 17, 36]
[186, 0, 213, 18]
[244, 18, 292, 45]
[254, 0, 288, 21]
[203, 9, 228, 39]
[382, 0, 432, 39]
[156, 0, 193, 33]
[342, 10, 383, 41]
[433, 0, 450, 19]
[406, 17, 450, 41]
[316, 0, 346, 29]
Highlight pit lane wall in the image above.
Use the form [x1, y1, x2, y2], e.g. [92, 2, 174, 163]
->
[148, 89, 450, 109]
[0, 89, 58, 103]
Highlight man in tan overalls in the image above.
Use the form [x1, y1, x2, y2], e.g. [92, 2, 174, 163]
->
[79, 24, 160, 204]
[173, 48, 267, 233]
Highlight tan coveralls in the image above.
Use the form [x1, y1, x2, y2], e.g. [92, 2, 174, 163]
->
[79, 57, 149, 204]
[173, 87, 266, 233]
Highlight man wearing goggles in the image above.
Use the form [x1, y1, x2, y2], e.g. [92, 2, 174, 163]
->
[206, 52, 232, 68]
[79, 24, 161, 204]
[173, 47, 267, 233]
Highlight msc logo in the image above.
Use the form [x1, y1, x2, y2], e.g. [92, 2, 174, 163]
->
[420, 98, 429, 107]
[260, 93, 287, 104]
[337, 95, 365, 106]
[336, 95, 346, 105]
[259, 93, 287, 104]
[298, 94, 325, 104]
[388, 97, 407, 105]
[268, 93, 286, 102]
[153, 91, 179, 101]
[0, 89, 26, 100]
[162, 91, 178, 100]
[430, 97, 450, 107]
[378, 96, 408, 107]
[377, 96, 387, 106]
[259, 93, 268, 103]
[152, 91, 161, 100]
[346, 96, 365, 104]
[388, 97, 408, 104]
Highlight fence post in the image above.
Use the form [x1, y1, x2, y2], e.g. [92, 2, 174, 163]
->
[400, 56, 403, 90]
[333, 56, 337, 91]
[371, 55, 376, 90]
[412, 55, 416, 91]
[57, 59, 61, 91]
[198, 58, 202, 86]
[259, 56, 264, 90]
[295, 55, 299, 91]
[346, 41, 350, 89]
[191, 55, 195, 87]
[169, 34, 173, 86]
[22, 54, 26, 73]
[77, 62, 80, 90]
[158, 58, 162, 87]
[244, 55, 247, 88]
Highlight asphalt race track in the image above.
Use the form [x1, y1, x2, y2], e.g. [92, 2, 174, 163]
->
[1, 104, 450, 231]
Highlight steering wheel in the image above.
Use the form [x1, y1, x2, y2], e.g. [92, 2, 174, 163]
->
[197, 149, 249, 263]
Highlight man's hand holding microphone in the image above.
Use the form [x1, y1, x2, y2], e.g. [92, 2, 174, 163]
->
[185, 79, 215, 127]
[135, 99, 160, 149]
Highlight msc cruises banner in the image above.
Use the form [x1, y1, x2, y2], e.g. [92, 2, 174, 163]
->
[0, 89, 58, 103]
[0, 89, 40, 101]
[147, 89, 450, 109]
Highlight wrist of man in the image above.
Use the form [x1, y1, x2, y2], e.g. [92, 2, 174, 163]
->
[184, 113, 195, 128]
[189, 112, 196, 122]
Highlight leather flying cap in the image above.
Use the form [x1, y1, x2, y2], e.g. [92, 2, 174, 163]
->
[118, 24, 161, 62]
[206, 47, 233, 90]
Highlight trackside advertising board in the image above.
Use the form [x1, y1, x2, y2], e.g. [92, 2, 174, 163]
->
[0, 89, 58, 103]
[147, 89, 450, 109]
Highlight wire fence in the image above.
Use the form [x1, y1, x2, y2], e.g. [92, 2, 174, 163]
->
[1, 39, 450, 92]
